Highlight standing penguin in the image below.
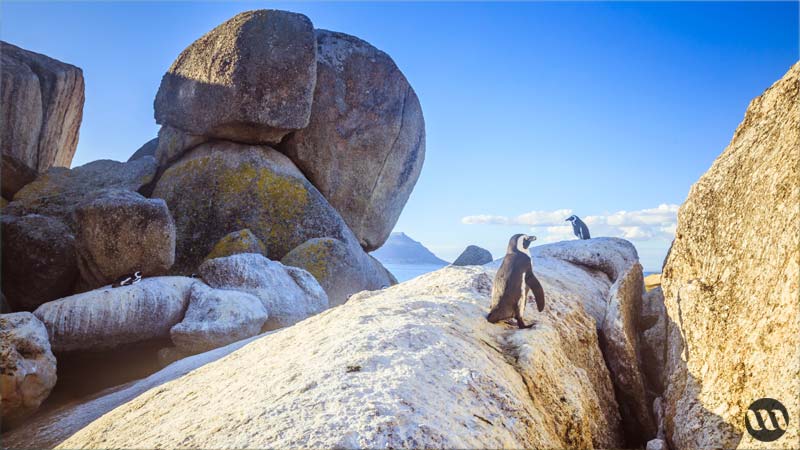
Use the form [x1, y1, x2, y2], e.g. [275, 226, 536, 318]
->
[487, 234, 545, 329]
[566, 215, 591, 240]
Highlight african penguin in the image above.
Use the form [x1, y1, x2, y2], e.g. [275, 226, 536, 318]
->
[566, 215, 591, 240]
[112, 271, 142, 288]
[487, 234, 545, 329]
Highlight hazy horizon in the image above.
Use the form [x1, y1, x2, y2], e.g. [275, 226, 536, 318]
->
[3, 1, 797, 272]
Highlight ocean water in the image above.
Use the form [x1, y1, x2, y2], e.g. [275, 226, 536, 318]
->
[384, 263, 447, 283]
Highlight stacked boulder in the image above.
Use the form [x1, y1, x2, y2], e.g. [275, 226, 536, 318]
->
[0, 9, 424, 425]
[452, 245, 493, 266]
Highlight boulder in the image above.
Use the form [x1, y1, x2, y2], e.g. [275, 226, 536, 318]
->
[452, 245, 493, 266]
[5, 157, 158, 230]
[1, 214, 78, 311]
[646, 438, 667, 450]
[53, 265, 624, 449]
[662, 63, 799, 449]
[0, 312, 57, 428]
[0, 41, 84, 176]
[170, 283, 268, 354]
[153, 125, 205, 167]
[640, 286, 667, 395]
[204, 229, 266, 261]
[1, 154, 37, 198]
[33, 277, 196, 353]
[536, 238, 656, 444]
[282, 237, 394, 307]
[199, 253, 327, 331]
[281, 30, 425, 251]
[127, 137, 158, 162]
[73, 189, 176, 289]
[154, 10, 316, 145]
[152, 141, 359, 273]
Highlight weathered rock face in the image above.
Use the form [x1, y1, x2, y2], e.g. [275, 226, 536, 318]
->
[282, 237, 394, 307]
[1, 154, 37, 199]
[453, 245, 493, 266]
[154, 10, 316, 145]
[0, 312, 57, 428]
[153, 125, 205, 167]
[205, 229, 267, 261]
[5, 157, 158, 229]
[74, 189, 176, 289]
[33, 277, 196, 353]
[152, 141, 358, 272]
[535, 238, 656, 444]
[662, 63, 800, 449]
[1, 214, 78, 311]
[55, 264, 623, 449]
[170, 283, 268, 354]
[282, 30, 425, 251]
[639, 286, 667, 396]
[0, 41, 84, 179]
[198, 253, 328, 331]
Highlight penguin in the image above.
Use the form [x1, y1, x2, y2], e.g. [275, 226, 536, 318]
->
[112, 271, 142, 288]
[565, 215, 591, 240]
[487, 234, 545, 329]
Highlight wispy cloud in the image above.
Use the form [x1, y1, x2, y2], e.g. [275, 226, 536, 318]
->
[462, 204, 679, 243]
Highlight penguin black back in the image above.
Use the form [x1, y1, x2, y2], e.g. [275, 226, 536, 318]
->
[487, 234, 545, 328]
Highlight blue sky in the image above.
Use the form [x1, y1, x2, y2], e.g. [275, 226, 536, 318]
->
[3, 2, 797, 271]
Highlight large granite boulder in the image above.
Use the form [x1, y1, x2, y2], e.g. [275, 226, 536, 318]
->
[661, 63, 799, 449]
[152, 141, 359, 273]
[198, 253, 328, 331]
[127, 137, 158, 162]
[1, 214, 78, 311]
[33, 277, 196, 353]
[452, 245, 493, 266]
[73, 189, 176, 289]
[170, 283, 268, 354]
[0, 41, 84, 190]
[0, 312, 57, 428]
[53, 265, 624, 449]
[204, 229, 266, 261]
[282, 30, 425, 251]
[534, 238, 656, 445]
[282, 237, 394, 307]
[639, 286, 667, 396]
[154, 10, 316, 145]
[5, 157, 158, 229]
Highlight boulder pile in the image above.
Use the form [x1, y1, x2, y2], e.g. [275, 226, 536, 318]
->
[0, 8, 423, 425]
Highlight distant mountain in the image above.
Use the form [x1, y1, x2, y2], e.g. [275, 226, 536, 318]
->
[372, 232, 449, 266]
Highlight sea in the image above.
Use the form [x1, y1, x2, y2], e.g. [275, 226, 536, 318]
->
[383, 263, 447, 283]
[383, 264, 661, 284]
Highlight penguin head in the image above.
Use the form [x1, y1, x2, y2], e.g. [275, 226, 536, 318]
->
[565, 215, 577, 223]
[508, 234, 536, 254]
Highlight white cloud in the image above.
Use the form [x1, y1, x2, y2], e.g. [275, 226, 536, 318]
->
[462, 204, 679, 243]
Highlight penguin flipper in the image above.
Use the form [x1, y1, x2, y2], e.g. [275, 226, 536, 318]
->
[525, 270, 545, 312]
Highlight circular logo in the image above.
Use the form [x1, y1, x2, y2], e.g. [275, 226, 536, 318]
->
[745, 398, 789, 442]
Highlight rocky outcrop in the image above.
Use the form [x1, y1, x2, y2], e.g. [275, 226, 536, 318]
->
[535, 238, 656, 444]
[5, 157, 158, 229]
[151, 142, 359, 272]
[127, 137, 157, 162]
[154, 10, 316, 145]
[0, 312, 57, 428]
[53, 264, 623, 449]
[639, 286, 667, 396]
[1, 214, 78, 311]
[0, 41, 84, 182]
[204, 229, 266, 261]
[282, 237, 394, 307]
[199, 253, 328, 331]
[33, 277, 196, 353]
[153, 125, 205, 167]
[282, 30, 425, 251]
[452, 245, 493, 266]
[74, 189, 176, 289]
[662, 63, 799, 449]
[170, 283, 268, 354]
